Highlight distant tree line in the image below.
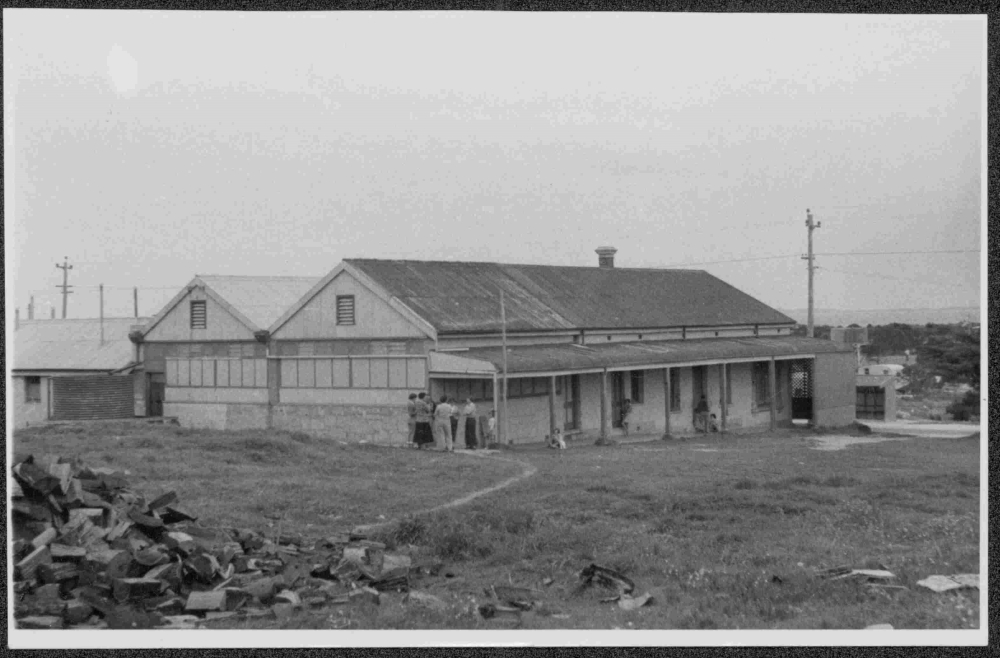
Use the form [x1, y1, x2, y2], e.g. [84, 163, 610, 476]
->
[792, 321, 980, 393]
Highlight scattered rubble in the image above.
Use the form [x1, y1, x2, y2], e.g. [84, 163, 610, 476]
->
[816, 566, 896, 582]
[916, 574, 980, 593]
[10, 454, 426, 630]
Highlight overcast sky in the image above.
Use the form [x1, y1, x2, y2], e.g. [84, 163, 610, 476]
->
[5, 10, 984, 320]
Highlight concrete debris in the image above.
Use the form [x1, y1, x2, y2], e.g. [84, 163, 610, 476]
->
[405, 590, 448, 611]
[11, 453, 427, 630]
[577, 564, 636, 596]
[617, 592, 652, 611]
[916, 574, 980, 593]
[818, 566, 896, 581]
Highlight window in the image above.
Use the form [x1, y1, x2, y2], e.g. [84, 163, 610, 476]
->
[752, 362, 771, 409]
[190, 301, 207, 329]
[336, 295, 355, 325]
[669, 369, 680, 412]
[630, 370, 645, 403]
[25, 376, 41, 403]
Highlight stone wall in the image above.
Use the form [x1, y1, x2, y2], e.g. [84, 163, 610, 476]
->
[271, 404, 409, 446]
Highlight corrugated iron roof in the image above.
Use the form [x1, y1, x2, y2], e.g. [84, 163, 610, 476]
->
[14, 318, 149, 371]
[198, 275, 321, 331]
[346, 259, 795, 334]
[430, 336, 852, 375]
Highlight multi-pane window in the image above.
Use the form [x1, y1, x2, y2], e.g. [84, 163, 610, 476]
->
[630, 370, 645, 403]
[25, 376, 41, 403]
[752, 362, 771, 408]
[190, 301, 207, 329]
[669, 368, 681, 411]
[336, 295, 355, 325]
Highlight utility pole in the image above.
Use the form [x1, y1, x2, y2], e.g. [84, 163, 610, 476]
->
[55, 256, 73, 319]
[134, 287, 139, 318]
[28, 296, 35, 320]
[500, 289, 509, 446]
[802, 209, 821, 338]
[99, 284, 105, 345]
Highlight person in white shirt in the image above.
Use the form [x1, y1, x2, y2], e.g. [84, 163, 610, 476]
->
[486, 409, 497, 448]
[433, 395, 454, 452]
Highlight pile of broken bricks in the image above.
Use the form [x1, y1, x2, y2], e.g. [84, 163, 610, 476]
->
[11, 453, 444, 630]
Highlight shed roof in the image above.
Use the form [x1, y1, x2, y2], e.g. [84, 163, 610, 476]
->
[13, 318, 148, 372]
[430, 336, 852, 375]
[346, 259, 795, 334]
[195, 276, 321, 331]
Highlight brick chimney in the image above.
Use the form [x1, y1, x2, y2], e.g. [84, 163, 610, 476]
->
[596, 246, 618, 269]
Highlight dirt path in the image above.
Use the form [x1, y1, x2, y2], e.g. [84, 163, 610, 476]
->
[352, 452, 538, 535]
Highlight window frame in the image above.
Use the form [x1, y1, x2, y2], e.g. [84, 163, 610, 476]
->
[25, 376, 42, 403]
[752, 362, 771, 410]
[630, 370, 645, 404]
[669, 369, 681, 412]
[190, 300, 207, 329]
[336, 295, 356, 326]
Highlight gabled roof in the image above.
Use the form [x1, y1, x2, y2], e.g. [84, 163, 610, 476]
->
[197, 276, 321, 330]
[14, 318, 148, 372]
[141, 275, 321, 336]
[346, 259, 795, 334]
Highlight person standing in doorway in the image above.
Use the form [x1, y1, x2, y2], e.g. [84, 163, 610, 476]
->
[694, 394, 710, 433]
[486, 409, 497, 448]
[406, 393, 418, 447]
[621, 398, 633, 437]
[434, 395, 454, 452]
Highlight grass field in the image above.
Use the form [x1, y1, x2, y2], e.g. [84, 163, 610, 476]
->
[12, 422, 980, 631]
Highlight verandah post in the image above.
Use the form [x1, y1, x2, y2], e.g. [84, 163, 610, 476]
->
[598, 369, 609, 444]
[768, 357, 777, 431]
[662, 367, 672, 440]
[549, 375, 557, 445]
[719, 363, 727, 434]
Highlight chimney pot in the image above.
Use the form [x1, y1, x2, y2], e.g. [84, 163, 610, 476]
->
[595, 246, 618, 269]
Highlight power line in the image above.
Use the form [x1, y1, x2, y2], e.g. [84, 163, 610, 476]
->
[661, 253, 801, 268]
[816, 250, 978, 256]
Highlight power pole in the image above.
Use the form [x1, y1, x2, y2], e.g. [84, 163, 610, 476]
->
[55, 257, 73, 319]
[28, 296, 35, 320]
[500, 289, 510, 446]
[134, 287, 139, 318]
[99, 284, 105, 345]
[802, 209, 821, 338]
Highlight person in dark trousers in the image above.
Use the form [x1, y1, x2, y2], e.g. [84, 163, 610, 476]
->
[413, 392, 435, 449]
[460, 398, 478, 449]
[406, 393, 418, 447]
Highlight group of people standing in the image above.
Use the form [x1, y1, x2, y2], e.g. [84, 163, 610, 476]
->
[407, 392, 495, 452]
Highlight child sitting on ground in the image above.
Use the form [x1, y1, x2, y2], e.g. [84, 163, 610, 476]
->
[547, 428, 567, 449]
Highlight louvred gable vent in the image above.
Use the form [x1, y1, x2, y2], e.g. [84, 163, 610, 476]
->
[336, 295, 355, 325]
[190, 301, 207, 329]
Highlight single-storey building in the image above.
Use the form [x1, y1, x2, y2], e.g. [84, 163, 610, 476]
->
[855, 373, 899, 421]
[133, 274, 321, 423]
[12, 317, 148, 428]
[143, 248, 856, 444]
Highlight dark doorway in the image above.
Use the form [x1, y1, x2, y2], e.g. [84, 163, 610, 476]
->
[610, 372, 626, 428]
[692, 366, 707, 409]
[790, 360, 813, 421]
[564, 375, 580, 430]
[856, 386, 885, 420]
[148, 373, 165, 417]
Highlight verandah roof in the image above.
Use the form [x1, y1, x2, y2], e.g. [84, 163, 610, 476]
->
[429, 336, 853, 377]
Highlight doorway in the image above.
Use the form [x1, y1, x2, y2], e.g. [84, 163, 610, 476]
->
[790, 359, 813, 421]
[611, 372, 627, 428]
[148, 373, 165, 417]
[692, 366, 707, 409]
[564, 375, 580, 430]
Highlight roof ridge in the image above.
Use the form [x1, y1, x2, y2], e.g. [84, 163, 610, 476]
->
[347, 257, 704, 272]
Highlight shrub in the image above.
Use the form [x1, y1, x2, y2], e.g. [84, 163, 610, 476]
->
[946, 390, 979, 422]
